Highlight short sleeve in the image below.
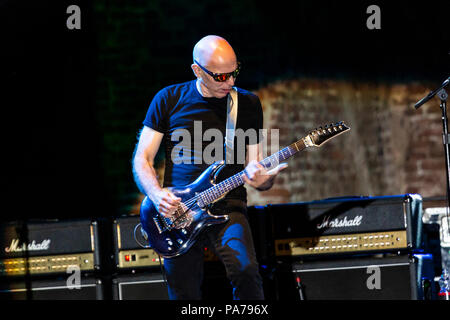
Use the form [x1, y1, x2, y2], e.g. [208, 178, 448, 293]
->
[143, 88, 169, 133]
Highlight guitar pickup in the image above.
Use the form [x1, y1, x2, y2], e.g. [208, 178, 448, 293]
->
[153, 216, 173, 234]
[153, 217, 163, 234]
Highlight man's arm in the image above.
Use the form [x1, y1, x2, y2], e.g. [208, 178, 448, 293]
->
[243, 142, 288, 191]
[132, 126, 180, 216]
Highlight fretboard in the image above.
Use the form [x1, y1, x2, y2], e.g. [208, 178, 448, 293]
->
[198, 139, 307, 206]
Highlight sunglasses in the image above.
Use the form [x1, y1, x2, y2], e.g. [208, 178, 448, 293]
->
[194, 59, 241, 82]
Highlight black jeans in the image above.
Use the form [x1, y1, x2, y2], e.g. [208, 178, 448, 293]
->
[163, 202, 264, 300]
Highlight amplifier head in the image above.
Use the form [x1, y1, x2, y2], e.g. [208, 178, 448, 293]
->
[0, 219, 100, 276]
[113, 215, 162, 270]
[268, 194, 423, 257]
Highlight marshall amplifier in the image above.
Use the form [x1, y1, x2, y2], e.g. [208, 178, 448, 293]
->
[274, 253, 436, 300]
[112, 272, 168, 300]
[112, 214, 255, 269]
[0, 219, 100, 276]
[0, 276, 103, 300]
[269, 194, 423, 257]
[113, 215, 163, 270]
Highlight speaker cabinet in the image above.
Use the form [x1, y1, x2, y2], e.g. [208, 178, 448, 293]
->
[112, 272, 168, 300]
[275, 254, 435, 300]
[0, 276, 103, 300]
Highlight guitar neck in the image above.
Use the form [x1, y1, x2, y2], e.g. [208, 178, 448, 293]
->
[259, 139, 307, 170]
[199, 138, 308, 206]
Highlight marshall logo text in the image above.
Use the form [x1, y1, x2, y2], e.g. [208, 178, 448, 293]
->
[316, 215, 363, 230]
[4, 239, 51, 253]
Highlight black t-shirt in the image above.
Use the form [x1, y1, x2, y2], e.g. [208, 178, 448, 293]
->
[143, 80, 263, 202]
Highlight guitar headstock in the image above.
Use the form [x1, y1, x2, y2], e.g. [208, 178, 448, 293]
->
[307, 121, 350, 147]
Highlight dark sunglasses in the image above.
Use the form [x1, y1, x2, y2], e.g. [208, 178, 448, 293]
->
[194, 59, 241, 82]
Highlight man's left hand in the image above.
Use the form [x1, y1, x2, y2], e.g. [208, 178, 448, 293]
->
[243, 160, 288, 191]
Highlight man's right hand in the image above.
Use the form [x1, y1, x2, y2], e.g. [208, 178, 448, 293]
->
[153, 189, 182, 218]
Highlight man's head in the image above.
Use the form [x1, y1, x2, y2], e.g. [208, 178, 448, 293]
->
[191, 35, 239, 98]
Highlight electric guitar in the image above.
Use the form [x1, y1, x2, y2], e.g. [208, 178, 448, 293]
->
[140, 121, 350, 258]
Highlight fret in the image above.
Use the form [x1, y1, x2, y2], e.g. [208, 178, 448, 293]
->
[270, 154, 280, 166]
[235, 174, 243, 185]
[284, 147, 292, 159]
[202, 193, 207, 205]
[279, 150, 286, 162]
[287, 146, 293, 156]
[232, 175, 238, 188]
[267, 155, 274, 168]
[283, 147, 290, 159]
[294, 140, 306, 152]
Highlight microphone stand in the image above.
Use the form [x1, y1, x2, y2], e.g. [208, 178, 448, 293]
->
[415, 77, 450, 239]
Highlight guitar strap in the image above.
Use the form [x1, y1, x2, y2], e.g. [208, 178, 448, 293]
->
[225, 87, 238, 164]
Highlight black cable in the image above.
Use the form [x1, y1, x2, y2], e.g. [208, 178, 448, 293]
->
[133, 223, 150, 249]
[133, 223, 168, 286]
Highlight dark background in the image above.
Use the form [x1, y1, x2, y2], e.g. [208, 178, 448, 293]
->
[1, 0, 448, 221]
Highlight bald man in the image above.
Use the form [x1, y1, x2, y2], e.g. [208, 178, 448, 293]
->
[132, 35, 286, 300]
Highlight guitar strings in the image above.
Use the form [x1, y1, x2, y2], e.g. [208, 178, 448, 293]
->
[167, 154, 283, 226]
[167, 147, 293, 226]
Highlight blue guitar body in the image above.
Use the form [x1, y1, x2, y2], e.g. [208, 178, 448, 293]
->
[140, 161, 229, 258]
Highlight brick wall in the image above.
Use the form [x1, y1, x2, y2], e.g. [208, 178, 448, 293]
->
[246, 79, 447, 205]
